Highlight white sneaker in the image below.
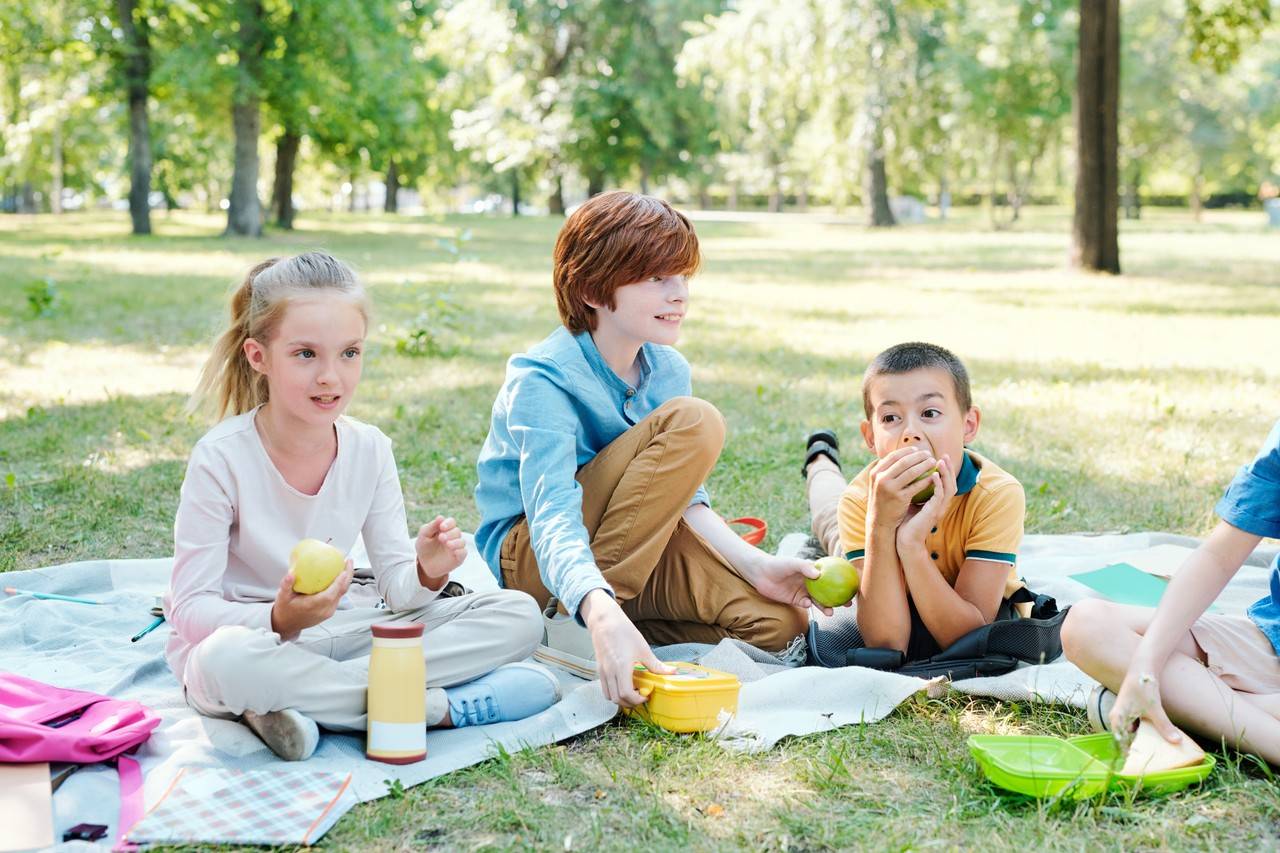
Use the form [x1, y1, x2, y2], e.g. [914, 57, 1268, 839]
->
[1086, 685, 1116, 733]
[243, 708, 319, 761]
[532, 599, 598, 679]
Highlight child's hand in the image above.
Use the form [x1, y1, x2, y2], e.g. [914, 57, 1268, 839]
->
[746, 553, 841, 616]
[868, 446, 937, 528]
[1110, 671, 1181, 751]
[896, 454, 956, 547]
[271, 558, 354, 641]
[415, 515, 467, 589]
[581, 590, 674, 707]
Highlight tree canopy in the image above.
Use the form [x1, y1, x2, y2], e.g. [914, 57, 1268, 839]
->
[2, 0, 1275, 227]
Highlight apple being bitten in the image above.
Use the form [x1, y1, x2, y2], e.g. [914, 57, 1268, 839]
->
[290, 539, 345, 594]
[901, 435, 939, 504]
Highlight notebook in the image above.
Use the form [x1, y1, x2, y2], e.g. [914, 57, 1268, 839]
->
[1070, 562, 1169, 608]
[125, 766, 356, 846]
[0, 763, 54, 852]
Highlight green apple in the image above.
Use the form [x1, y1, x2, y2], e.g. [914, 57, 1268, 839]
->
[910, 467, 939, 504]
[290, 538, 345, 594]
[805, 556, 861, 608]
[902, 437, 939, 504]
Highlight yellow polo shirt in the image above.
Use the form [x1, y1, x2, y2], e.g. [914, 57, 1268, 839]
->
[837, 449, 1025, 597]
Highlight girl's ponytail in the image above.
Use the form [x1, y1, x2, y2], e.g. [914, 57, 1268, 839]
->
[188, 258, 279, 419]
[187, 251, 368, 421]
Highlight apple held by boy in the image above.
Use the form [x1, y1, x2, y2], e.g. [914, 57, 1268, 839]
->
[290, 539, 346, 594]
[805, 556, 861, 608]
[902, 434, 939, 504]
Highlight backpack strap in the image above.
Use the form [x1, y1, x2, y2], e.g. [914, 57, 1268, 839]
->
[1006, 585, 1059, 620]
[112, 754, 145, 852]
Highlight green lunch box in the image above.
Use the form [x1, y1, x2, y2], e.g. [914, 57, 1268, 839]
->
[968, 733, 1215, 799]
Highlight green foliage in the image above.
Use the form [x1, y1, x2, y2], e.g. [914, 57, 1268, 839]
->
[24, 277, 58, 317]
[1185, 0, 1272, 72]
[1, 0, 1276, 217]
[394, 292, 462, 358]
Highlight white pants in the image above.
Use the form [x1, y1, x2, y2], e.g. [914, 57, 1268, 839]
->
[182, 589, 542, 731]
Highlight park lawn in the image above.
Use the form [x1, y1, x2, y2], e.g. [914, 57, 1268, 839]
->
[2, 207, 1279, 850]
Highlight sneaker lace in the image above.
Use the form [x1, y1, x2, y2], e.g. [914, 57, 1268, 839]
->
[457, 695, 500, 726]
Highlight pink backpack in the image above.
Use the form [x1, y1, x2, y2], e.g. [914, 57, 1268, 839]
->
[0, 672, 161, 848]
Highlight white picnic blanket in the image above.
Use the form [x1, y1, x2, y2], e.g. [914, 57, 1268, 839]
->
[0, 537, 616, 848]
[3, 531, 1274, 844]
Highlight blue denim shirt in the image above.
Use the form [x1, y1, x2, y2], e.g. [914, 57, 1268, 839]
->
[474, 326, 710, 620]
[1214, 418, 1280, 655]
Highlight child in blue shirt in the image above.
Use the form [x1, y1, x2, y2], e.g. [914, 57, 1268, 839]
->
[1063, 420, 1280, 765]
[475, 192, 823, 707]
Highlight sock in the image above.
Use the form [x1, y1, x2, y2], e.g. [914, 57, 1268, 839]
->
[808, 454, 841, 476]
[425, 687, 449, 727]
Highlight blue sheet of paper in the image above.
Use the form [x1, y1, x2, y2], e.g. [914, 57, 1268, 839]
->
[1069, 563, 1169, 608]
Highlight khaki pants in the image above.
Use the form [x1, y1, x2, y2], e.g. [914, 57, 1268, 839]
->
[182, 589, 541, 731]
[806, 456, 845, 558]
[500, 396, 807, 652]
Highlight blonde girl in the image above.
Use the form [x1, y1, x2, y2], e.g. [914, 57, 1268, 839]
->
[167, 251, 558, 761]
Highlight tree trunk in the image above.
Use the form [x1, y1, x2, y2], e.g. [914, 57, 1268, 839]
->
[987, 135, 1003, 226]
[1071, 0, 1121, 273]
[639, 162, 651, 196]
[586, 169, 604, 198]
[1008, 154, 1026, 223]
[116, 0, 152, 235]
[224, 0, 265, 237]
[1123, 159, 1141, 220]
[348, 171, 357, 212]
[50, 114, 63, 214]
[548, 173, 565, 215]
[272, 130, 300, 229]
[865, 133, 895, 227]
[864, 109, 895, 227]
[384, 160, 399, 214]
[1190, 170, 1204, 222]
[510, 170, 520, 217]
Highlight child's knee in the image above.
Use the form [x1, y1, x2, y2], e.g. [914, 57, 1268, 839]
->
[188, 625, 276, 706]
[489, 589, 544, 658]
[1061, 598, 1109, 661]
[659, 397, 726, 454]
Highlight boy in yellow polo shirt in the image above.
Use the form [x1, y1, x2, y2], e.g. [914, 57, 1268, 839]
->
[803, 342, 1025, 661]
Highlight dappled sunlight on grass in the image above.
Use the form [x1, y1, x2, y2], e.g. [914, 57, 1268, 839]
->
[4, 209, 1280, 849]
[0, 339, 204, 417]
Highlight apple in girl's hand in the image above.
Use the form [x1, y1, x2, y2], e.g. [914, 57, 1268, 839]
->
[290, 539, 345, 594]
[805, 556, 861, 608]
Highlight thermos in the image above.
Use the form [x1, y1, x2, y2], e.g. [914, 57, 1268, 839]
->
[366, 622, 426, 764]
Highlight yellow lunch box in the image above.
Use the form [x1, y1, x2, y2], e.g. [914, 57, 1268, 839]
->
[627, 662, 741, 733]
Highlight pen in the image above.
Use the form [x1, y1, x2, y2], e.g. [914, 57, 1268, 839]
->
[4, 587, 101, 606]
[131, 615, 166, 643]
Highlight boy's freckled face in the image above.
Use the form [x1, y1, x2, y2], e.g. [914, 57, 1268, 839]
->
[592, 274, 689, 347]
[861, 367, 977, 470]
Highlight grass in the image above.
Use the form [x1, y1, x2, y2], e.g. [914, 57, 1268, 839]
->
[3, 205, 1280, 849]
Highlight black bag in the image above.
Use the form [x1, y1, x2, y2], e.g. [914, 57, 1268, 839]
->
[807, 586, 1068, 681]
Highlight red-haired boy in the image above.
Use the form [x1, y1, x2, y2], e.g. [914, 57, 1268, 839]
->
[475, 192, 820, 706]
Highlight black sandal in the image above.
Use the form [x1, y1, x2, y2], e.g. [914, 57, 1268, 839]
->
[801, 429, 841, 478]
